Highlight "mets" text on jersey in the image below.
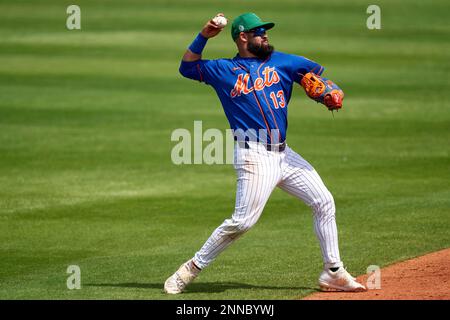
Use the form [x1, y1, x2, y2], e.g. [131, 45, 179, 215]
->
[230, 66, 280, 97]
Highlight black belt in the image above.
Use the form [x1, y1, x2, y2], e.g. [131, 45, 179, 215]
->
[238, 141, 286, 152]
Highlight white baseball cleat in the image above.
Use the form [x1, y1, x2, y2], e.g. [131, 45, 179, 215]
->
[318, 267, 367, 292]
[164, 259, 201, 294]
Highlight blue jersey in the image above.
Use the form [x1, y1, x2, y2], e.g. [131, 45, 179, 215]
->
[179, 51, 324, 144]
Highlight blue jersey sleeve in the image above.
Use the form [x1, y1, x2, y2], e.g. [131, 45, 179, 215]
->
[179, 59, 222, 85]
[288, 55, 325, 84]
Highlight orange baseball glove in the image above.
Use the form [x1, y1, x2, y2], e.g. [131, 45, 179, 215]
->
[300, 72, 344, 111]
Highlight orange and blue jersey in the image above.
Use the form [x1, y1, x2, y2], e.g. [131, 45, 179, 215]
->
[179, 51, 324, 144]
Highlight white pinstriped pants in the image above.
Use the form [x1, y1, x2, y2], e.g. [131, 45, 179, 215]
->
[193, 142, 343, 270]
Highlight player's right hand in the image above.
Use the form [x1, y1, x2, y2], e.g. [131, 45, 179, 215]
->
[200, 13, 225, 38]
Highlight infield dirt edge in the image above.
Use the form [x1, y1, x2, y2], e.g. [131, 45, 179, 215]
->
[301, 248, 450, 300]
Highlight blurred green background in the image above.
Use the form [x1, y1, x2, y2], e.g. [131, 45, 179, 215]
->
[0, 0, 449, 299]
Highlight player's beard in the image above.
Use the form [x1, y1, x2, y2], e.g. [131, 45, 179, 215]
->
[247, 39, 274, 60]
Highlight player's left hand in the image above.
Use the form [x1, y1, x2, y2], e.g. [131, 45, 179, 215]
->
[300, 72, 344, 111]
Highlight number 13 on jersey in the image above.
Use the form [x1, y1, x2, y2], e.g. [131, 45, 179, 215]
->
[269, 90, 286, 109]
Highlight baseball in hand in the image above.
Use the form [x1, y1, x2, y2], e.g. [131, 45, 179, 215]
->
[213, 15, 228, 28]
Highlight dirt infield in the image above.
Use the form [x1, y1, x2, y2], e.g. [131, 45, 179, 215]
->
[303, 248, 450, 300]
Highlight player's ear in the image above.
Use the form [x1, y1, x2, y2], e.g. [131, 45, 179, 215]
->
[238, 32, 248, 43]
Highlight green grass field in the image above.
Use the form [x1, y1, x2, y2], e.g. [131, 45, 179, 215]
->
[0, 0, 449, 299]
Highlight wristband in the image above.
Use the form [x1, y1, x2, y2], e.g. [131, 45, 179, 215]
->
[188, 32, 208, 55]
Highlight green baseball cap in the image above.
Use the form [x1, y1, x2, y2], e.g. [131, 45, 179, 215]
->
[231, 13, 275, 41]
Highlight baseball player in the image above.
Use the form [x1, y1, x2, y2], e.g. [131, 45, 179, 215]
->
[164, 13, 366, 294]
